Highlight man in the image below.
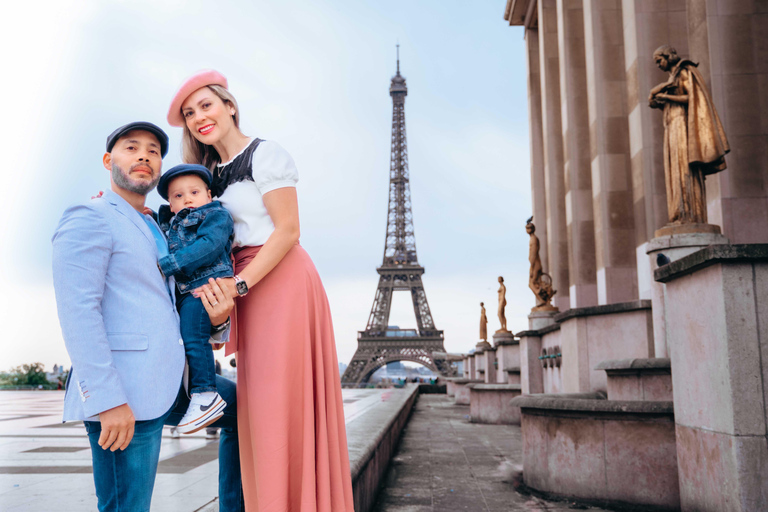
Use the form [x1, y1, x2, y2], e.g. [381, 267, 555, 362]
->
[52, 122, 243, 511]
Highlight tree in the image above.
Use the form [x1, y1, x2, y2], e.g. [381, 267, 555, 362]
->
[0, 363, 51, 388]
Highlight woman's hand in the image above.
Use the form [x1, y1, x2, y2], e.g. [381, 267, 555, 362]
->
[196, 277, 235, 326]
[195, 277, 237, 300]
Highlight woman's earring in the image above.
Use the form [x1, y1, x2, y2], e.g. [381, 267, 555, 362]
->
[231, 110, 236, 116]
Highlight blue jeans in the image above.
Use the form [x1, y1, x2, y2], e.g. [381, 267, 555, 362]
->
[177, 291, 217, 394]
[85, 375, 243, 512]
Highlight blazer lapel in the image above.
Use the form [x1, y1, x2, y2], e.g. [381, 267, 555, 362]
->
[104, 190, 156, 256]
[104, 190, 177, 306]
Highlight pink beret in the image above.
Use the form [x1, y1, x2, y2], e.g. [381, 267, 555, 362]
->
[167, 70, 228, 127]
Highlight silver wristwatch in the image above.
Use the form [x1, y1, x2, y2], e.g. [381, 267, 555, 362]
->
[234, 275, 249, 296]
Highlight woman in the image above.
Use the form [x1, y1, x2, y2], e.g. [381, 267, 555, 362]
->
[167, 70, 354, 511]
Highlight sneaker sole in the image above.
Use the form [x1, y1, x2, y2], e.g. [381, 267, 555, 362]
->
[177, 399, 227, 434]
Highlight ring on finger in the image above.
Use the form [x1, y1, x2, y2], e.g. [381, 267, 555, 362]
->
[211, 301, 219, 306]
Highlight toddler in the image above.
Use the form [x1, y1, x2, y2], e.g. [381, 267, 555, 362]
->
[157, 164, 234, 434]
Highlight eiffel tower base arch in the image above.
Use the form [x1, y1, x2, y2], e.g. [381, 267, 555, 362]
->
[341, 338, 457, 386]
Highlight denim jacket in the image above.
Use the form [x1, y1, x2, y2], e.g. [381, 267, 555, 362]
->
[157, 201, 234, 293]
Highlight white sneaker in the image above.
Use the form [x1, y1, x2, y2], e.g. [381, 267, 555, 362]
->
[177, 392, 226, 434]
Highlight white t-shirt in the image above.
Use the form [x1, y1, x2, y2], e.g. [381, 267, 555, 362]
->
[216, 139, 298, 247]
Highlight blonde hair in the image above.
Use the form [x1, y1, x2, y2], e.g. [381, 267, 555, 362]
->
[181, 85, 241, 170]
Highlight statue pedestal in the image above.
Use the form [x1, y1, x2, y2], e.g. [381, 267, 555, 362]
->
[655, 245, 768, 510]
[475, 340, 492, 351]
[646, 228, 729, 358]
[528, 310, 558, 330]
[493, 331, 520, 385]
[476, 339, 495, 383]
[654, 222, 721, 238]
[491, 331, 514, 345]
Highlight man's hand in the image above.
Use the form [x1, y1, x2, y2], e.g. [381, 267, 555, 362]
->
[98, 403, 135, 452]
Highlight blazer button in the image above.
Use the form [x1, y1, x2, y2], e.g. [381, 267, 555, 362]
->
[179, 338, 184, 345]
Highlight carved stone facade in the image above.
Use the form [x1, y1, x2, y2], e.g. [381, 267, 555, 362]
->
[505, 0, 768, 309]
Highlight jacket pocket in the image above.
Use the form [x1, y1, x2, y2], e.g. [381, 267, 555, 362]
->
[181, 216, 201, 228]
[106, 333, 149, 351]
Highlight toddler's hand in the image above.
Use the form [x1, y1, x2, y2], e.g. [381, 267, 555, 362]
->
[91, 191, 104, 200]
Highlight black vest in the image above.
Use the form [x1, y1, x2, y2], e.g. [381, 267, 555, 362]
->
[211, 138, 264, 198]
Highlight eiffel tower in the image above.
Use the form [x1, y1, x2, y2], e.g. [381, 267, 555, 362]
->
[341, 48, 455, 386]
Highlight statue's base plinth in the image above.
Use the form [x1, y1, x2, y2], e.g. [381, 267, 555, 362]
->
[492, 331, 515, 346]
[529, 310, 558, 330]
[647, 230, 729, 260]
[654, 222, 721, 238]
[646, 228, 730, 358]
[475, 340, 493, 352]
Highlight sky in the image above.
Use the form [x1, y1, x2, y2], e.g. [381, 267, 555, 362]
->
[0, 0, 531, 373]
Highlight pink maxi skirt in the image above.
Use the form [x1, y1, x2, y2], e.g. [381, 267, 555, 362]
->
[227, 244, 354, 511]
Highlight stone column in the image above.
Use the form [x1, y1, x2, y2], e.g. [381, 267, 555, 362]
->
[687, 0, 768, 245]
[526, 28, 549, 283]
[482, 348, 497, 384]
[622, 0, 689, 303]
[555, 0, 597, 308]
[519, 331, 544, 395]
[583, 0, 638, 304]
[620, 0, 691, 356]
[474, 351, 485, 382]
[538, 0, 570, 311]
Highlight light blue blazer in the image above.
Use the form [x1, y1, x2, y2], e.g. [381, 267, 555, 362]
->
[52, 190, 185, 422]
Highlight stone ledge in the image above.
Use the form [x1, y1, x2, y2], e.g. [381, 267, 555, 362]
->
[494, 337, 520, 346]
[655, 244, 768, 283]
[451, 378, 484, 385]
[553, 300, 652, 323]
[471, 384, 522, 391]
[511, 394, 673, 415]
[347, 385, 419, 512]
[505, 366, 521, 373]
[515, 323, 561, 337]
[595, 358, 671, 372]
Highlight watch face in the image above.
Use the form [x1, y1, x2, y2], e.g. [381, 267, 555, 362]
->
[236, 281, 248, 295]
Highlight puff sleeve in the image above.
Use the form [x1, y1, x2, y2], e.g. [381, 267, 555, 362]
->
[251, 140, 299, 195]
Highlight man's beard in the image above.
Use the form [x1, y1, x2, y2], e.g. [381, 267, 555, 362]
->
[112, 162, 160, 196]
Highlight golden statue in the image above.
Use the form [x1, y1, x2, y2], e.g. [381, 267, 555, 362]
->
[479, 302, 488, 341]
[526, 217, 557, 311]
[496, 276, 510, 333]
[649, 45, 729, 226]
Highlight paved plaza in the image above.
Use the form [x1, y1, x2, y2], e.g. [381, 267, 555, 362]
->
[1, 391, 614, 511]
[0, 389, 391, 512]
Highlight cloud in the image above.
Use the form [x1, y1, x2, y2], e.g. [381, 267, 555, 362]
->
[0, 0, 531, 371]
